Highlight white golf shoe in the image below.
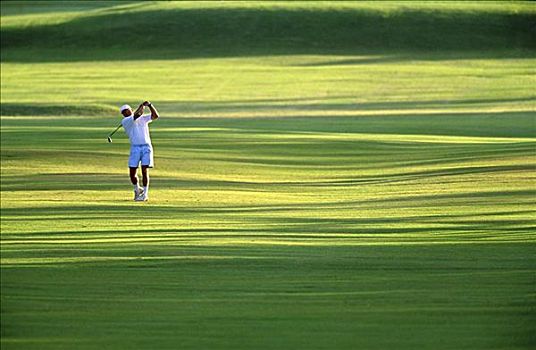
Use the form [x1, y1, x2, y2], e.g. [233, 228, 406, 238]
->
[134, 187, 144, 201]
[135, 193, 148, 202]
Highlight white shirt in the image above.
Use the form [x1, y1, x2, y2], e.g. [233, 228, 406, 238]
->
[122, 114, 153, 146]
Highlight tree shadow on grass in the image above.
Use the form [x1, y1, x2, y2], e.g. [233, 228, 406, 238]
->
[151, 97, 536, 115]
[0, 1, 141, 17]
[1, 162, 534, 192]
[1, 190, 534, 220]
[2, 189, 533, 247]
[2, 6, 534, 62]
[3, 104, 535, 141]
[169, 111, 534, 138]
[0, 103, 115, 117]
[2, 218, 534, 248]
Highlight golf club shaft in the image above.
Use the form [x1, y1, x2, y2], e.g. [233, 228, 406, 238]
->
[109, 124, 122, 137]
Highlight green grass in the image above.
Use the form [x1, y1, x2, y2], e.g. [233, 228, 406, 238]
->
[1, 1, 536, 349]
[1, 1, 535, 62]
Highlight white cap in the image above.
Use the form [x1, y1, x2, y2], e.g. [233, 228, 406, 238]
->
[120, 104, 131, 113]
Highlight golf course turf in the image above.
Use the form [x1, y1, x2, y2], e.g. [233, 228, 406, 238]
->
[1, 1, 535, 349]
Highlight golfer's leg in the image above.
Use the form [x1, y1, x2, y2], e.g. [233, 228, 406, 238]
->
[128, 145, 140, 186]
[129, 167, 138, 185]
[139, 145, 153, 199]
[129, 145, 143, 197]
[141, 166, 149, 186]
[129, 167, 141, 199]
[140, 166, 149, 199]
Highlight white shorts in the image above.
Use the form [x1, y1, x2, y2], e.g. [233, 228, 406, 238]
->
[129, 144, 154, 168]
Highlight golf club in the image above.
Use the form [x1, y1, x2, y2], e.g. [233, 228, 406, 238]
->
[107, 124, 122, 143]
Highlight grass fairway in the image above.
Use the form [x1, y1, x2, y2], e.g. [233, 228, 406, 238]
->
[1, 1, 536, 349]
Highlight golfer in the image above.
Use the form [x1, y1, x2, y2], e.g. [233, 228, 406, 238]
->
[120, 101, 160, 201]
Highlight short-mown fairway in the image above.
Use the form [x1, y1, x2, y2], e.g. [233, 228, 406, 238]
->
[1, 2, 535, 349]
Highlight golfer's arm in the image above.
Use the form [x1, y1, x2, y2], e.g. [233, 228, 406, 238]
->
[149, 104, 160, 120]
[133, 104, 145, 120]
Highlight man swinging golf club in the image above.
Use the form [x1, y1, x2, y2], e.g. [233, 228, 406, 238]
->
[119, 101, 159, 201]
